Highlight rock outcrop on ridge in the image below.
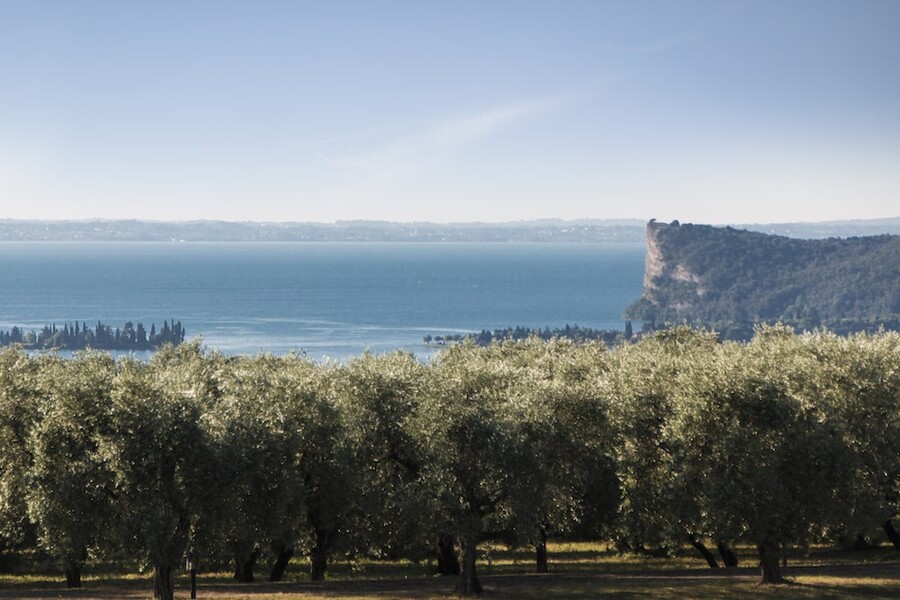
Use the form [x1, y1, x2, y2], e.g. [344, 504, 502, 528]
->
[625, 220, 900, 334]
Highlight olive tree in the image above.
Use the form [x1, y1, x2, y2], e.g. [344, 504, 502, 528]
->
[0, 349, 44, 566]
[302, 365, 356, 581]
[100, 348, 216, 600]
[511, 339, 617, 572]
[334, 351, 431, 564]
[672, 327, 848, 583]
[605, 328, 723, 558]
[416, 342, 552, 595]
[804, 331, 900, 550]
[204, 354, 313, 582]
[263, 355, 355, 582]
[25, 352, 117, 588]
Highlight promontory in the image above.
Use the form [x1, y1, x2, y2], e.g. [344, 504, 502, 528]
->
[624, 220, 900, 337]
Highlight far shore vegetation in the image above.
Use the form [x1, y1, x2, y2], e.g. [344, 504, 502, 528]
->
[427, 317, 900, 348]
[425, 322, 634, 346]
[0, 319, 185, 351]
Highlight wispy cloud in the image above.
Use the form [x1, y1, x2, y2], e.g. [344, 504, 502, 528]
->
[320, 96, 576, 186]
[603, 33, 694, 56]
[602, 1, 744, 56]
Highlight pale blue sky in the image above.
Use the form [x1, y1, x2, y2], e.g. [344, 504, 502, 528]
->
[1, 0, 898, 223]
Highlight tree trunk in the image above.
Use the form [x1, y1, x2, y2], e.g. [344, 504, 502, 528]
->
[233, 547, 259, 583]
[690, 539, 719, 568]
[269, 545, 294, 582]
[716, 541, 739, 567]
[535, 528, 549, 573]
[757, 542, 786, 584]
[455, 537, 482, 596]
[884, 520, 900, 552]
[310, 527, 329, 582]
[64, 548, 87, 588]
[154, 564, 175, 600]
[64, 563, 83, 588]
[437, 534, 460, 576]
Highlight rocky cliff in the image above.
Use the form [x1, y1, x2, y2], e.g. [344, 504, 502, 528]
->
[625, 220, 900, 332]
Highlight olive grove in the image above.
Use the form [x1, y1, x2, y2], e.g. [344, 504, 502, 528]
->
[0, 328, 897, 598]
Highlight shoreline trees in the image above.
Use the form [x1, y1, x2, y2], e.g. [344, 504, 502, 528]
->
[0, 320, 185, 351]
[0, 329, 898, 598]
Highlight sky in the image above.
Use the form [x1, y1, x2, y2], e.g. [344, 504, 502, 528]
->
[0, 0, 898, 224]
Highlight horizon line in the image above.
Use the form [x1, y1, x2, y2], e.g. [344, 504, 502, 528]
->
[2, 216, 899, 227]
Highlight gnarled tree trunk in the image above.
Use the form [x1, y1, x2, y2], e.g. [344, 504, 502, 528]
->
[437, 534, 460, 575]
[153, 564, 176, 600]
[64, 563, 83, 589]
[757, 541, 786, 584]
[535, 527, 549, 573]
[233, 546, 259, 583]
[690, 538, 719, 568]
[269, 544, 294, 581]
[455, 536, 482, 596]
[717, 541, 739, 567]
[310, 526, 330, 581]
[884, 520, 900, 552]
[64, 548, 87, 588]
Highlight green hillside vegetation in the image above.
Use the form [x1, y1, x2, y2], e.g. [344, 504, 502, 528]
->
[625, 221, 900, 334]
[0, 331, 898, 599]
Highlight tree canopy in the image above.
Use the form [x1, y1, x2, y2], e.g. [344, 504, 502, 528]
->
[0, 330, 898, 597]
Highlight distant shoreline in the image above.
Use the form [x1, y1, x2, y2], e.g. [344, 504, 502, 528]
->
[2, 217, 898, 242]
[0, 218, 646, 243]
[0, 320, 185, 352]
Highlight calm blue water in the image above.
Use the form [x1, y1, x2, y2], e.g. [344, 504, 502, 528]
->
[0, 242, 646, 361]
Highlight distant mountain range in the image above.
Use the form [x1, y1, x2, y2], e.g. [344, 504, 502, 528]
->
[735, 217, 900, 239]
[1, 217, 898, 242]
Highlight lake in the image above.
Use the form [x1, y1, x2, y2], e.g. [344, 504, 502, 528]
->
[0, 242, 647, 361]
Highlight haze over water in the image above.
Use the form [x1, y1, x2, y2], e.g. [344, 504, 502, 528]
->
[0, 242, 646, 361]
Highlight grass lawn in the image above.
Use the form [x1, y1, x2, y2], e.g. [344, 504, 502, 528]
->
[1, 542, 897, 598]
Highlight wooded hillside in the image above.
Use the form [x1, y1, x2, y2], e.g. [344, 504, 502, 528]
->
[625, 221, 900, 334]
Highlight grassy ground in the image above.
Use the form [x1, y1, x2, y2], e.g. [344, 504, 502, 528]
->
[1, 542, 897, 599]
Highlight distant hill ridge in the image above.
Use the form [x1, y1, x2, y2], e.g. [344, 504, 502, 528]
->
[625, 220, 900, 333]
[1, 217, 898, 242]
[0, 219, 646, 242]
